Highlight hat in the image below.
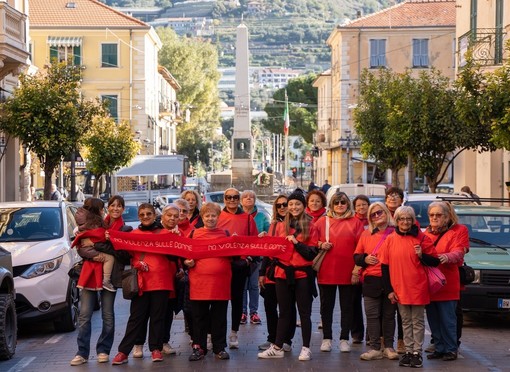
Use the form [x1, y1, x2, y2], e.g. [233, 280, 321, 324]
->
[288, 189, 306, 206]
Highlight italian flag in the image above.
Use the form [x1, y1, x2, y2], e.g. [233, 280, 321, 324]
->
[283, 91, 290, 135]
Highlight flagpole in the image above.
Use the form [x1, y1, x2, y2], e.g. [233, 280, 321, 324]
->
[283, 90, 289, 192]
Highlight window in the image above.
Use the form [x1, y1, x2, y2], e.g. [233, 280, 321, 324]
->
[412, 39, 429, 68]
[370, 39, 386, 68]
[101, 43, 118, 68]
[101, 95, 119, 122]
[49, 45, 81, 65]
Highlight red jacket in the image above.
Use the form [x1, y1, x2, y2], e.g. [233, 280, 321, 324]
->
[217, 208, 259, 236]
[189, 227, 232, 300]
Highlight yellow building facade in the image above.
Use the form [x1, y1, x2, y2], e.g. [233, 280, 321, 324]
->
[455, 0, 509, 199]
[319, 0, 456, 189]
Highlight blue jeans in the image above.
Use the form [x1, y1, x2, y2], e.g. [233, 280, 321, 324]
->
[242, 262, 260, 314]
[426, 300, 457, 354]
[76, 289, 116, 358]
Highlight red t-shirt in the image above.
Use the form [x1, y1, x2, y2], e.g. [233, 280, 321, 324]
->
[188, 227, 232, 300]
[273, 221, 319, 280]
[379, 230, 437, 305]
[315, 216, 364, 285]
[354, 227, 394, 280]
[217, 209, 259, 236]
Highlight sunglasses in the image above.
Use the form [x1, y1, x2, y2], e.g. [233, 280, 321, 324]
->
[397, 217, 413, 222]
[428, 213, 444, 218]
[370, 210, 384, 219]
[179, 209, 189, 214]
[224, 194, 240, 201]
[333, 199, 348, 206]
[276, 202, 288, 208]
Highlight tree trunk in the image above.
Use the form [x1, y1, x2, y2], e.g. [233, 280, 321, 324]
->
[93, 174, 102, 198]
[391, 168, 399, 187]
[43, 162, 55, 200]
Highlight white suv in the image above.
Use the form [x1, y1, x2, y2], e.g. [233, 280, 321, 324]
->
[0, 201, 81, 332]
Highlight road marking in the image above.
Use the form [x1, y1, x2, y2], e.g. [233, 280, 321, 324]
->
[44, 334, 64, 344]
[7, 357, 35, 372]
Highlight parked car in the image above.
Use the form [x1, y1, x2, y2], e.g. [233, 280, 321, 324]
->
[454, 204, 510, 313]
[0, 201, 81, 332]
[122, 202, 141, 229]
[0, 247, 16, 359]
[204, 191, 273, 221]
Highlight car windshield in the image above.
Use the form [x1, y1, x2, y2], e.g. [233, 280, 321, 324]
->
[458, 213, 510, 248]
[0, 207, 63, 242]
[122, 205, 140, 222]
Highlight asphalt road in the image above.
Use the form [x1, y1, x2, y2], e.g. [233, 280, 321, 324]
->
[3, 294, 510, 372]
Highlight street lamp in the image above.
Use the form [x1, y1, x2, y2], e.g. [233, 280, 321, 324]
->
[338, 129, 359, 184]
[195, 149, 200, 176]
[0, 132, 7, 163]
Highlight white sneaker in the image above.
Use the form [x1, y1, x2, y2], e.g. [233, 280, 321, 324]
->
[207, 334, 213, 351]
[229, 331, 239, 349]
[257, 344, 284, 359]
[70, 355, 87, 366]
[282, 343, 292, 352]
[298, 346, 312, 361]
[320, 339, 332, 352]
[133, 344, 143, 358]
[97, 353, 109, 363]
[340, 339, 351, 353]
[360, 349, 383, 360]
[162, 342, 176, 355]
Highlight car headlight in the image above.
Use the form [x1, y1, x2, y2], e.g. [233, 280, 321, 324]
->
[472, 269, 481, 284]
[20, 256, 63, 279]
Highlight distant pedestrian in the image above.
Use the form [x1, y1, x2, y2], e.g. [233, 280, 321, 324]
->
[460, 186, 481, 205]
[308, 181, 318, 192]
[51, 184, 62, 200]
[321, 180, 331, 194]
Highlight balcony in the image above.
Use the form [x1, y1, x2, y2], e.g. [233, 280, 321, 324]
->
[458, 28, 506, 67]
[0, 2, 29, 80]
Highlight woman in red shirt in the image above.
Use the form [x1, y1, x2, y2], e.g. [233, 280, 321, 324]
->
[182, 190, 203, 228]
[424, 202, 464, 362]
[379, 206, 439, 369]
[314, 191, 365, 353]
[257, 189, 318, 362]
[112, 203, 174, 365]
[305, 189, 327, 223]
[186, 202, 231, 361]
[354, 202, 398, 361]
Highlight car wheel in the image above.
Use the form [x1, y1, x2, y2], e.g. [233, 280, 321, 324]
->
[53, 278, 79, 332]
[0, 293, 17, 360]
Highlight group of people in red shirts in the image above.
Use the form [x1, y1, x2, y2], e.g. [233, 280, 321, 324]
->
[70, 185, 467, 368]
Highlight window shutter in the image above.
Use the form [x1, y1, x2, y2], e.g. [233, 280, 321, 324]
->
[73, 46, 81, 66]
[49, 47, 58, 63]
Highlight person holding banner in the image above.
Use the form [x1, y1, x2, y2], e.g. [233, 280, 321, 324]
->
[217, 187, 259, 349]
[257, 189, 318, 362]
[258, 195, 296, 352]
[185, 202, 232, 361]
[112, 203, 175, 365]
[314, 192, 364, 353]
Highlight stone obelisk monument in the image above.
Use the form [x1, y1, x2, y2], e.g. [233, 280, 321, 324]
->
[231, 21, 254, 190]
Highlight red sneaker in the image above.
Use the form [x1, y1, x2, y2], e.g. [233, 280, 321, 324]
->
[240, 313, 248, 324]
[250, 313, 262, 324]
[112, 352, 128, 365]
[151, 350, 163, 362]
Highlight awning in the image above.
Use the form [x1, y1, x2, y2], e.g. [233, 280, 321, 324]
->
[47, 36, 82, 47]
[114, 155, 186, 177]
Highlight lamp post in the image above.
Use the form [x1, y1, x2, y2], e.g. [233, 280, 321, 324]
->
[195, 149, 200, 176]
[339, 129, 353, 184]
[0, 132, 6, 163]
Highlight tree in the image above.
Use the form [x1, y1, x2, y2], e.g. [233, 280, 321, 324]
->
[354, 69, 408, 186]
[262, 73, 318, 143]
[157, 28, 222, 163]
[0, 63, 104, 199]
[81, 118, 140, 197]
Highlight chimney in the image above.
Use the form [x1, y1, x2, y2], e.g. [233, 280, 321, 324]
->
[356, 10, 362, 18]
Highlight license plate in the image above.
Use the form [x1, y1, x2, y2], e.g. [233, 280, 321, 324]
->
[497, 299, 510, 309]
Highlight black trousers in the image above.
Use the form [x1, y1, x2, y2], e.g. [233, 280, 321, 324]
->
[118, 290, 169, 355]
[231, 266, 248, 332]
[275, 278, 313, 348]
[191, 300, 228, 354]
[351, 284, 365, 341]
[319, 284, 353, 340]
[263, 283, 296, 345]
[163, 298, 177, 344]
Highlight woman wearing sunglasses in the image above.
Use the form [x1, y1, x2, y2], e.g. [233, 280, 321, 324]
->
[257, 189, 318, 361]
[314, 191, 365, 353]
[257, 195, 296, 352]
[354, 202, 398, 361]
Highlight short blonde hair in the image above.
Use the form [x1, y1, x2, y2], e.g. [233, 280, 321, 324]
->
[200, 202, 221, 217]
[367, 202, 394, 232]
[393, 206, 416, 223]
[181, 190, 202, 209]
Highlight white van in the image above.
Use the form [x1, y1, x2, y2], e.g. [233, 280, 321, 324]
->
[326, 183, 387, 202]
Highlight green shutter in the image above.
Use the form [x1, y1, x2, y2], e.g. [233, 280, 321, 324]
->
[49, 47, 58, 63]
[73, 46, 81, 66]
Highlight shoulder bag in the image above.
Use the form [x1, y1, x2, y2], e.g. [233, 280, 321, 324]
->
[312, 217, 329, 271]
[122, 253, 145, 300]
[424, 234, 446, 294]
[459, 262, 475, 284]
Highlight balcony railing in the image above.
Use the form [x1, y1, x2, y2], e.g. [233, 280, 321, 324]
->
[458, 28, 506, 67]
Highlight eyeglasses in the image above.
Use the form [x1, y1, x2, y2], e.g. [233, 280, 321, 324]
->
[397, 217, 413, 222]
[370, 210, 384, 219]
[333, 199, 348, 206]
[387, 193, 402, 200]
[139, 212, 154, 217]
[276, 202, 288, 208]
[179, 209, 189, 214]
[224, 194, 240, 201]
[428, 213, 444, 218]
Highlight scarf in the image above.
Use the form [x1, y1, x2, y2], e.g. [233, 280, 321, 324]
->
[395, 224, 419, 237]
[138, 220, 163, 231]
[306, 207, 326, 222]
[426, 225, 449, 235]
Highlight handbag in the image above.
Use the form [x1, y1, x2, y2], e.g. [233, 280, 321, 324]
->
[121, 268, 139, 300]
[313, 217, 330, 272]
[67, 260, 83, 280]
[459, 263, 475, 284]
[424, 265, 446, 294]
